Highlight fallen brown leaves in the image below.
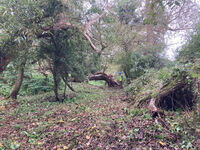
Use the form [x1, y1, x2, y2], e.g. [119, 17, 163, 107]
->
[0, 85, 199, 149]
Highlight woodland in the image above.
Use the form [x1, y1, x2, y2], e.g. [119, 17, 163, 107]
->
[0, 0, 200, 149]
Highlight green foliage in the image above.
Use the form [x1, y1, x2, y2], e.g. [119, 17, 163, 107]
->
[158, 68, 171, 82]
[0, 62, 55, 96]
[118, 52, 147, 80]
[88, 81, 105, 86]
[42, 0, 63, 17]
[20, 75, 54, 96]
[39, 29, 99, 82]
[118, 48, 164, 80]
[142, 112, 151, 120]
[129, 109, 145, 116]
[87, 53, 102, 74]
[124, 69, 160, 96]
[177, 26, 200, 62]
[87, 5, 101, 14]
[0, 84, 10, 97]
[0, 63, 17, 96]
[0, 0, 63, 70]
[37, 28, 101, 100]
[0, 0, 43, 51]
[147, 0, 183, 23]
[125, 59, 200, 111]
[1, 63, 21, 85]
[118, 0, 140, 25]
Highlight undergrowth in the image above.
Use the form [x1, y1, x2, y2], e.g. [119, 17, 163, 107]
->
[0, 82, 200, 149]
[125, 61, 199, 109]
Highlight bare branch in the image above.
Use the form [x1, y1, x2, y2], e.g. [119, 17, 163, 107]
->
[83, 3, 111, 53]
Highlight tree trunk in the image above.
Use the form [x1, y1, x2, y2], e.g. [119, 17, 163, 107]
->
[88, 72, 120, 87]
[36, 61, 49, 82]
[63, 82, 67, 99]
[0, 56, 10, 74]
[52, 67, 60, 101]
[9, 63, 25, 99]
[62, 77, 76, 99]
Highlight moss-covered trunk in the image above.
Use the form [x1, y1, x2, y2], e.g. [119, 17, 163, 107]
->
[153, 72, 194, 110]
[136, 71, 197, 111]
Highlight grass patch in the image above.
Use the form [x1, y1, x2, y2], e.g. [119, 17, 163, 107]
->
[88, 80, 105, 86]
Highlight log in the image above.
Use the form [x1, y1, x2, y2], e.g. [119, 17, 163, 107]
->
[88, 71, 120, 87]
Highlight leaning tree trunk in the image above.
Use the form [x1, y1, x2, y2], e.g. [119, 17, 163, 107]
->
[9, 63, 25, 99]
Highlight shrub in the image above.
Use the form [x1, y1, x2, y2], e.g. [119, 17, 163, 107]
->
[20, 75, 54, 96]
[177, 26, 200, 63]
[118, 52, 146, 80]
[118, 50, 164, 80]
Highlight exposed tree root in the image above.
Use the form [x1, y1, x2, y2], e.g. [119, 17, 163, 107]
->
[138, 71, 198, 111]
[155, 72, 195, 111]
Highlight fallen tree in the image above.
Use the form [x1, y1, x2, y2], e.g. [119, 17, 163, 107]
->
[138, 71, 197, 111]
[88, 72, 120, 87]
[155, 72, 193, 110]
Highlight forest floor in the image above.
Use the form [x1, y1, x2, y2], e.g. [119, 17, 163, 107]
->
[0, 83, 200, 150]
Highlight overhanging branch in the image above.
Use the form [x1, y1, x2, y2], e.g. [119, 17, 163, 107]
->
[41, 1, 115, 53]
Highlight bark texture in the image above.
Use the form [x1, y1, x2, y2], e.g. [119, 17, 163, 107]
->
[0, 56, 10, 74]
[88, 72, 120, 87]
[145, 72, 195, 111]
[10, 63, 25, 99]
[52, 68, 60, 101]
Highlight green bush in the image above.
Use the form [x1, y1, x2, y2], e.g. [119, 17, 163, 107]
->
[87, 53, 102, 74]
[158, 68, 171, 82]
[118, 52, 147, 80]
[0, 82, 11, 97]
[118, 50, 164, 80]
[20, 75, 54, 96]
[124, 69, 155, 95]
[0, 73, 57, 97]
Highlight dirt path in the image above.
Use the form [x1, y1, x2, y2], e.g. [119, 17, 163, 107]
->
[0, 84, 131, 149]
[0, 83, 199, 149]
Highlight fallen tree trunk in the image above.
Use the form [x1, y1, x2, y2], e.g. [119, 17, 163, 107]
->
[135, 71, 197, 112]
[88, 72, 120, 87]
[155, 72, 194, 110]
[144, 71, 195, 111]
